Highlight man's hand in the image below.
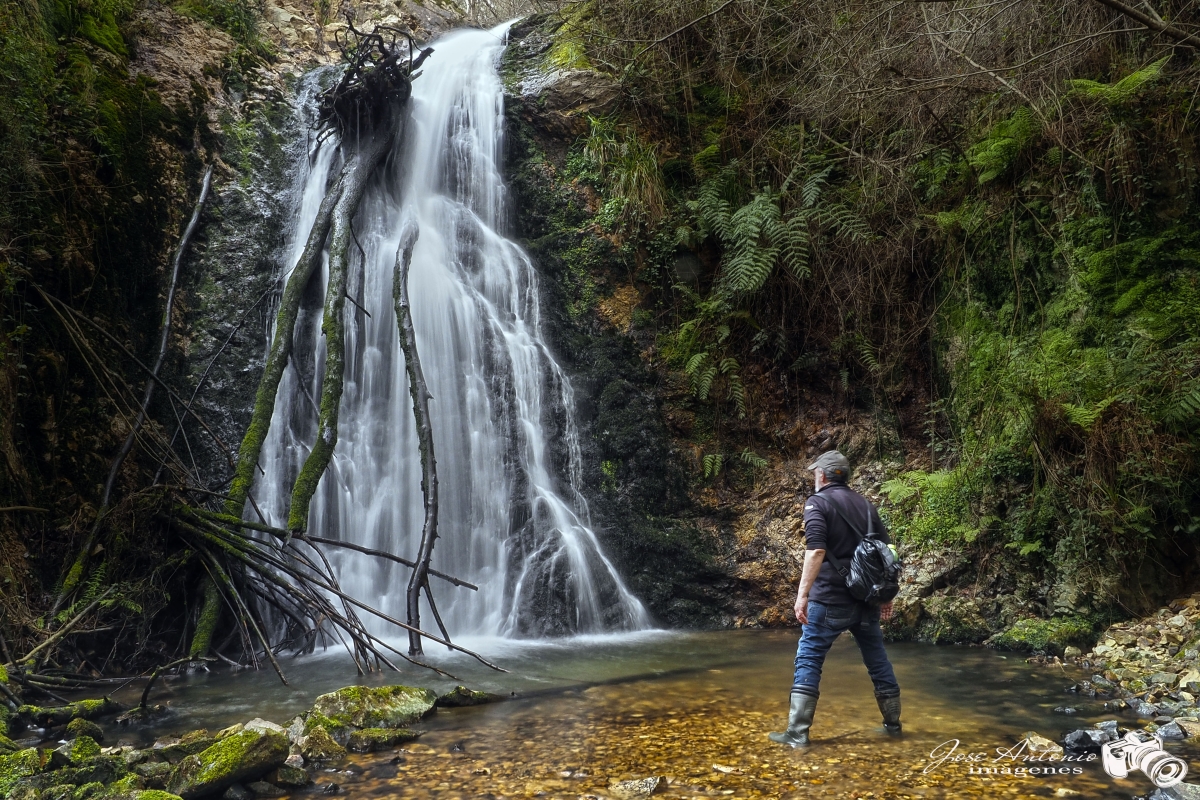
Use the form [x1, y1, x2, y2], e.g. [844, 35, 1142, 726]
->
[879, 601, 894, 622]
[794, 593, 809, 624]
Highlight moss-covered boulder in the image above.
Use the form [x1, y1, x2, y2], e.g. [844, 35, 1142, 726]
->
[154, 731, 215, 765]
[346, 728, 420, 753]
[52, 735, 102, 767]
[18, 699, 122, 729]
[435, 686, 504, 708]
[30, 755, 127, 788]
[65, 719, 105, 744]
[0, 731, 20, 754]
[134, 760, 174, 789]
[297, 725, 345, 762]
[308, 685, 436, 732]
[166, 730, 288, 800]
[988, 616, 1097, 655]
[0, 748, 46, 795]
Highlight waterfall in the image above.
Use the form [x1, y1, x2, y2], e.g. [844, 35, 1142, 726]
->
[253, 24, 649, 642]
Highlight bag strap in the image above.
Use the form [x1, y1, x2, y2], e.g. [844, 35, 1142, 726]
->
[817, 493, 875, 578]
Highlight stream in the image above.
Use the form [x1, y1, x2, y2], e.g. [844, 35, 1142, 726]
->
[100, 631, 1200, 799]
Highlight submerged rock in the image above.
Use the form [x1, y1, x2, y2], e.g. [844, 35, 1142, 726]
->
[1062, 729, 1112, 752]
[608, 776, 665, 799]
[308, 685, 436, 733]
[1020, 732, 1064, 755]
[18, 698, 122, 728]
[346, 728, 420, 754]
[167, 729, 289, 799]
[435, 686, 504, 708]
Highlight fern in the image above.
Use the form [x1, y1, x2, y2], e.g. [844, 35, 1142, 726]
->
[739, 448, 768, 469]
[1068, 57, 1169, 105]
[702, 453, 724, 479]
[967, 107, 1038, 184]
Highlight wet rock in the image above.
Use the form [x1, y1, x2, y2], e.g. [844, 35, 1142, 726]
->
[222, 784, 253, 800]
[0, 733, 19, 755]
[269, 764, 309, 787]
[346, 728, 420, 754]
[136, 759, 176, 789]
[319, 782, 340, 794]
[0, 748, 46, 796]
[1176, 718, 1200, 737]
[157, 731, 215, 765]
[167, 729, 289, 799]
[988, 617, 1095, 656]
[245, 781, 285, 797]
[1063, 646, 1082, 659]
[243, 720, 285, 737]
[1151, 783, 1200, 800]
[1054, 706, 1078, 715]
[307, 686, 436, 733]
[1020, 732, 1064, 755]
[608, 776, 665, 800]
[1136, 702, 1160, 717]
[1097, 720, 1120, 734]
[1152, 672, 1181, 687]
[66, 719, 105, 744]
[435, 686, 504, 708]
[52, 735, 101, 766]
[1159, 721, 1187, 740]
[1062, 729, 1112, 752]
[297, 725, 346, 762]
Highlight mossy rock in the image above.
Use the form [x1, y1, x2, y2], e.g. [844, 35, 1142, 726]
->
[0, 748, 47, 795]
[267, 765, 308, 788]
[155, 734, 215, 765]
[31, 755, 127, 788]
[987, 616, 1097, 656]
[65, 719, 105, 744]
[435, 686, 504, 708]
[73, 782, 105, 800]
[166, 730, 288, 800]
[19, 699, 122, 729]
[297, 725, 345, 762]
[133, 760, 174, 789]
[52, 735, 102, 767]
[0, 731, 20, 754]
[346, 728, 420, 754]
[308, 685, 436, 731]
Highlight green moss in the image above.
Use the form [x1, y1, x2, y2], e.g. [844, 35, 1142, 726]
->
[346, 728, 420, 753]
[309, 685, 437, 730]
[167, 730, 288, 799]
[434, 686, 503, 708]
[297, 724, 345, 761]
[68, 737, 101, 763]
[65, 719, 103, 744]
[0, 748, 45, 795]
[989, 616, 1097, 655]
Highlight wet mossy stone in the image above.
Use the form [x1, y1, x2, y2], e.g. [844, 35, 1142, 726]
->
[167, 730, 288, 800]
[0, 731, 20, 754]
[0, 748, 47, 794]
[297, 725, 345, 762]
[346, 728, 420, 754]
[19, 699, 122, 728]
[52, 735, 102, 767]
[134, 760, 174, 789]
[268, 765, 308, 788]
[308, 685, 436, 731]
[32, 755, 127, 788]
[435, 686, 503, 708]
[156, 731, 215, 765]
[987, 616, 1097, 656]
[65, 719, 105, 744]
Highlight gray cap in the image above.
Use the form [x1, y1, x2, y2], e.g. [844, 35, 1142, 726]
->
[807, 450, 851, 481]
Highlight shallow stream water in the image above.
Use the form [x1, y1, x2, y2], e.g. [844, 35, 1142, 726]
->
[100, 631, 1200, 799]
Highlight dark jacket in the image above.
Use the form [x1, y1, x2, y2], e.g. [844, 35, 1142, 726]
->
[802, 482, 890, 606]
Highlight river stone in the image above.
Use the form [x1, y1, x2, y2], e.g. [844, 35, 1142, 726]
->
[435, 686, 503, 708]
[1136, 701, 1160, 717]
[1152, 672, 1181, 687]
[1159, 721, 1187, 740]
[136, 760, 175, 788]
[269, 764, 309, 787]
[298, 725, 346, 762]
[1176, 718, 1200, 737]
[18, 698, 122, 728]
[309, 686, 436, 731]
[608, 777, 665, 799]
[167, 729, 289, 799]
[245, 781, 285, 797]
[243, 719, 285, 737]
[0, 749, 45, 796]
[1151, 783, 1200, 800]
[1020, 732, 1064, 755]
[346, 727, 421, 753]
[66, 718, 105, 744]
[1062, 729, 1112, 752]
[221, 785, 252, 800]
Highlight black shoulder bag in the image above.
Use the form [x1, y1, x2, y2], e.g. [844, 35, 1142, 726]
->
[819, 496, 902, 606]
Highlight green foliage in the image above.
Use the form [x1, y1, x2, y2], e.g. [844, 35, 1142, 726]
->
[583, 116, 666, 222]
[1068, 57, 1168, 105]
[989, 616, 1098, 655]
[966, 107, 1038, 184]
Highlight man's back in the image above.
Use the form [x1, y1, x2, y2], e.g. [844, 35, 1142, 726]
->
[802, 483, 890, 606]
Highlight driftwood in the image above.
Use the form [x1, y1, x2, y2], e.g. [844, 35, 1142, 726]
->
[391, 220, 443, 656]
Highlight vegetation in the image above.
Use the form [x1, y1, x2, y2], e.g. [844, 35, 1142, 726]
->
[552, 0, 1200, 616]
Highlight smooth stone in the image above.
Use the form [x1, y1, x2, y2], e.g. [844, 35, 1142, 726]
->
[608, 776, 665, 800]
[1159, 721, 1187, 740]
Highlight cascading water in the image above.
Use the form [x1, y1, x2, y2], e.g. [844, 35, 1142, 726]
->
[253, 24, 649, 642]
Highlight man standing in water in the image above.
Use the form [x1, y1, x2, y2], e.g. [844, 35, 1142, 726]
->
[769, 450, 901, 747]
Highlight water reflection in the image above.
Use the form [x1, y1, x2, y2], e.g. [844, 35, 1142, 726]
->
[109, 631, 1200, 798]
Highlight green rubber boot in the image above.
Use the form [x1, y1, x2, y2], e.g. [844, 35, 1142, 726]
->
[768, 691, 817, 747]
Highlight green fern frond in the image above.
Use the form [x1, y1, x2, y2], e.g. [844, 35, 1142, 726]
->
[702, 452, 724, 479]
[685, 351, 710, 375]
[694, 362, 718, 400]
[1068, 57, 1169, 105]
[740, 448, 767, 468]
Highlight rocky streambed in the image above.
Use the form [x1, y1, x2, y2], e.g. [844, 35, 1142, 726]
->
[0, 683, 501, 800]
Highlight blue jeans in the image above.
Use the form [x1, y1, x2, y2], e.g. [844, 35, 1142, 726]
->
[792, 600, 900, 699]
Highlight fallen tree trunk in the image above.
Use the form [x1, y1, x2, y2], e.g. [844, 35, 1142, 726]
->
[391, 220, 442, 656]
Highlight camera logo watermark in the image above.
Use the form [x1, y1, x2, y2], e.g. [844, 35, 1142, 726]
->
[1101, 731, 1188, 788]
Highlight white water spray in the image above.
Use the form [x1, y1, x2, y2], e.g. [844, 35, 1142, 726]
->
[253, 25, 649, 641]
